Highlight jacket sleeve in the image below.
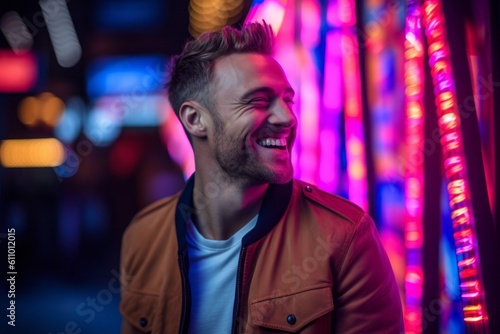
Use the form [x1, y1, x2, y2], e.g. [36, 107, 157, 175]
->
[332, 213, 404, 333]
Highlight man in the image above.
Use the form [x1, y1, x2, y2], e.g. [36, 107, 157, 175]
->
[120, 22, 403, 333]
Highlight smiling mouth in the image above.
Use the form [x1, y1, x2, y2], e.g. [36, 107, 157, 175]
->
[257, 138, 287, 150]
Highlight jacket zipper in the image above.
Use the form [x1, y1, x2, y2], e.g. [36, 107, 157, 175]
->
[178, 253, 190, 334]
[231, 246, 246, 334]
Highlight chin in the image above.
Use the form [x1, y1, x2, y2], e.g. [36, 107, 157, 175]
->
[238, 165, 293, 186]
[263, 166, 294, 184]
[273, 173, 294, 184]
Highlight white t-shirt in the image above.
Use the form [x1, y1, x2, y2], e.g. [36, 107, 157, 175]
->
[186, 215, 258, 334]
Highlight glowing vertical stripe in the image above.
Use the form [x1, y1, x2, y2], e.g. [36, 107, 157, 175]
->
[340, 0, 368, 210]
[403, 1, 425, 332]
[320, 30, 343, 192]
[298, 65, 320, 183]
[422, 0, 488, 330]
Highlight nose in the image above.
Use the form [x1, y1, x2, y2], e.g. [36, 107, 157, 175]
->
[268, 99, 297, 128]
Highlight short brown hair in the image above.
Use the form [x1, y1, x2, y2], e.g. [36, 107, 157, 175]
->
[167, 22, 275, 117]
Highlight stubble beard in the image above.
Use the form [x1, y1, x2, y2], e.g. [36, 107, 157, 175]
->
[213, 127, 293, 186]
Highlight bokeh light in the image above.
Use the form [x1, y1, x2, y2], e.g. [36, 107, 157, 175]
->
[189, 0, 244, 37]
[17, 92, 65, 127]
[0, 138, 66, 168]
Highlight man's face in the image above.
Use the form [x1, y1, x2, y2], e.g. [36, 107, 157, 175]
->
[208, 53, 297, 185]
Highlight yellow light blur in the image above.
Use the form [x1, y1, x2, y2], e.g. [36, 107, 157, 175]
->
[347, 137, 363, 155]
[404, 47, 421, 59]
[451, 207, 468, 219]
[406, 231, 421, 242]
[0, 138, 66, 167]
[428, 40, 444, 54]
[463, 304, 482, 312]
[407, 101, 422, 118]
[348, 162, 366, 179]
[432, 59, 447, 73]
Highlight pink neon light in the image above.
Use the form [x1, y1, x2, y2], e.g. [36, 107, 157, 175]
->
[323, 32, 343, 110]
[405, 271, 422, 284]
[326, 2, 339, 27]
[160, 107, 195, 178]
[300, 0, 321, 48]
[245, 0, 287, 35]
[338, 0, 369, 209]
[0, 51, 37, 92]
[422, 0, 488, 329]
[338, 0, 356, 26]
[405, 264, 424, 334]
[319, 17, 343, 192]
[404, 1, 425, 332]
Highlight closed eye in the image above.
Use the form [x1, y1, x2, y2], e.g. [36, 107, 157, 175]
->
[249, 97, 272, 109]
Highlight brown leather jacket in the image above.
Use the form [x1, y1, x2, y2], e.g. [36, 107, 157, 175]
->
[120, 177, 404, 333]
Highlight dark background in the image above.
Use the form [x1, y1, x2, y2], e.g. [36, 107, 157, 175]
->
[0, 0, 226, 332]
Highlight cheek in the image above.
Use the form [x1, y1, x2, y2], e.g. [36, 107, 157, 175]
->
[233, 121, 258, 141]
[219, 114, 264, 144]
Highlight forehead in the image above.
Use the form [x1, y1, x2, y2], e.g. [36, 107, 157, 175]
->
[212, 53, 292, 96]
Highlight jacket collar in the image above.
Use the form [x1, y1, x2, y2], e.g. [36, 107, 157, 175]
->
[175, 174, 293, 252]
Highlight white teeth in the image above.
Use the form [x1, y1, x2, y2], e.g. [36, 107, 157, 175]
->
[258, 138, 287, 147]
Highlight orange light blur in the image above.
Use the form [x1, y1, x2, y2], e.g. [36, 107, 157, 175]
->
[18, 92, 65, 127]
[0, 138, 66, 168]
[189, 0, 244, 37]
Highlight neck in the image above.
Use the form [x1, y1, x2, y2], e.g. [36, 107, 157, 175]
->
[192, 170, 268, 240]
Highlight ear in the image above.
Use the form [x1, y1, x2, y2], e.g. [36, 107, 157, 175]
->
[178, 101, 209, 139]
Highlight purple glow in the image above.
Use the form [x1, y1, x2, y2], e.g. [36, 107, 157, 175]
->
[320, 30, 343, 192]
[300, 0, 321, 48]
[323, 31, 343, 110]
[245, 0, 286, 35]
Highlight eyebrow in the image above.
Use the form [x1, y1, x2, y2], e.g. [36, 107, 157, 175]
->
[240, 86, 295, 101]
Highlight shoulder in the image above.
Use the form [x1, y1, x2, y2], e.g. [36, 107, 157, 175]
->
[120, 193, 183, 297]
[122, 193, 180, 248]
[293, 179, 366, 226]
[132, 195, 179, 224]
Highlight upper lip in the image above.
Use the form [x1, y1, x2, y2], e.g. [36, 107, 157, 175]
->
[256, 130, 291, 141]
[257, 136, 288, 140]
